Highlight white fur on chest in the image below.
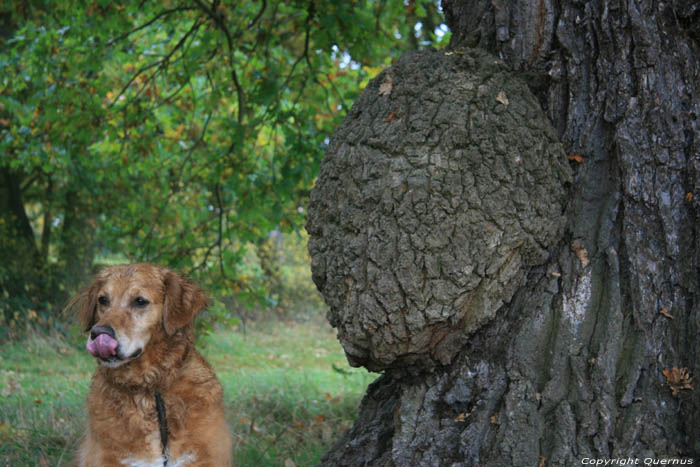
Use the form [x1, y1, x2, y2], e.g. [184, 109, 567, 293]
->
[121, 452, 195, 467]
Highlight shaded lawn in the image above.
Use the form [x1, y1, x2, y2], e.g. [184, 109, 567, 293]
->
[0, 320, 375, 466]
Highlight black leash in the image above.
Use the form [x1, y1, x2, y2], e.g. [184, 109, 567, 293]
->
[154, 392, 169, 466]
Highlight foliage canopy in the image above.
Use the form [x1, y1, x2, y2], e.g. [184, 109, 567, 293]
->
[0, 0, 447, 331]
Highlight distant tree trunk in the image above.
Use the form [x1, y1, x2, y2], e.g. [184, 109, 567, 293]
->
[256, 229, 285, 311]
[308, 0, 699, 465]
[0, 167, 44, 311]
[58, 189, 97, 295]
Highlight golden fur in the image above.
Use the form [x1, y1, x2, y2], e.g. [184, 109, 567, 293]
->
[72, 263, 232, 467]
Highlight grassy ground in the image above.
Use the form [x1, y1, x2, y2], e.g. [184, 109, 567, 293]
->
[0, 320, 375, 466]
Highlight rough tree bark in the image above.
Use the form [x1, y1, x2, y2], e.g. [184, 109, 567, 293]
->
[307, 0, 699, 465]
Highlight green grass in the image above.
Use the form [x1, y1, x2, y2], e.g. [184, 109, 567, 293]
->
[0, 321, 376, 466]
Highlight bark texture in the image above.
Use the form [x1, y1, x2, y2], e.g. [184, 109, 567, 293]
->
[307, 48, 570, 371]
[309, 0, 700, 465]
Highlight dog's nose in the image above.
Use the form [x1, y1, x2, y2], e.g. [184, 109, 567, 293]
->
[90, 325, 116, 341]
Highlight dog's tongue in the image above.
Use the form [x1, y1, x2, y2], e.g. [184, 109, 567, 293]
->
[86, 333, 118, 359]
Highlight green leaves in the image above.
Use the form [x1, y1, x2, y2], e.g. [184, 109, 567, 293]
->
[1, 0, 445, 321]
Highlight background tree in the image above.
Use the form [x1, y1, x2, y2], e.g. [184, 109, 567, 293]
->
[308, 0, 699, 465]
[0, 0, 446, 333]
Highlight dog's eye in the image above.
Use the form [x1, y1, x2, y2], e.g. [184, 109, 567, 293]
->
[98, 296, 109, 306]
[133, 297, 149, 307]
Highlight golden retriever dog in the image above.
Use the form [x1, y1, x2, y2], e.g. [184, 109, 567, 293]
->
[72, 263, 232, 467]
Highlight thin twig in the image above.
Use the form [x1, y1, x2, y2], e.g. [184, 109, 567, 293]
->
[109, 20, 202, 108]
[192, 0, 245, 124]
[301, 1, 337, 116]
[140, 108, 214, 257]
[248, 0, 267, 30]
[106, 6, 195, 46]
[214, 182, 226, 280]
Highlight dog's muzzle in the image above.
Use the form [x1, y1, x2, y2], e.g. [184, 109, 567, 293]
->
[86, 325, 119, 359]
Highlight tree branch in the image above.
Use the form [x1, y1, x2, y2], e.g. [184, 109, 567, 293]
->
[301, 1, 342, 115]
[192, 0, 245, 124]
[109, 19, 202, 108]
[139, 108, 215, 257]
[106, 6, 196, 46]
[248, 0, 267, 30]
[214, 182, 226, 281]
[40, 177, 53, 260]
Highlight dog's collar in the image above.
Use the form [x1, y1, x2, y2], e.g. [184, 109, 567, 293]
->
[155, 392, 169, 466]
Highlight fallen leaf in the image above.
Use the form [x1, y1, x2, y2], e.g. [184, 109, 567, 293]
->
[284, 459, 297, 467]
[379, 75, 393, 96]
[496, 91, 509, 106]
[571, 240, 589, 268]
[663, 366, 694, 397]
[551, 272, 561, 277]
[685, 192, 694, 202]
[539, 456, 547, 467]
[454, 411, 470, 422]
[490, 412, 499, 424]
[0, 423, 12, 438]
[386, 105, 400, 122]
[321, 424, 333, 443]
[568, 148, 583, 163]
[659, 306, 673, 319]
[3, 377, 19, 396]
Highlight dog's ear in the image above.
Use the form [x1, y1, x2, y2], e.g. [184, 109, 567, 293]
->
[67, 278, 102, 333]
[163, 270, 207, 335]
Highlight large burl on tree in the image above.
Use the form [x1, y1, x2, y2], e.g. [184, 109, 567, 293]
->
[308, 0, 700, 465]
[307, 48, 570, 373]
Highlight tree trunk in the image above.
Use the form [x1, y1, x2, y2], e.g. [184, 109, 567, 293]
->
[256, 230, 285, 311]
[308, 0, 699, 465]
[0, 167, 45, 315]
[58, 189, 97, 296]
